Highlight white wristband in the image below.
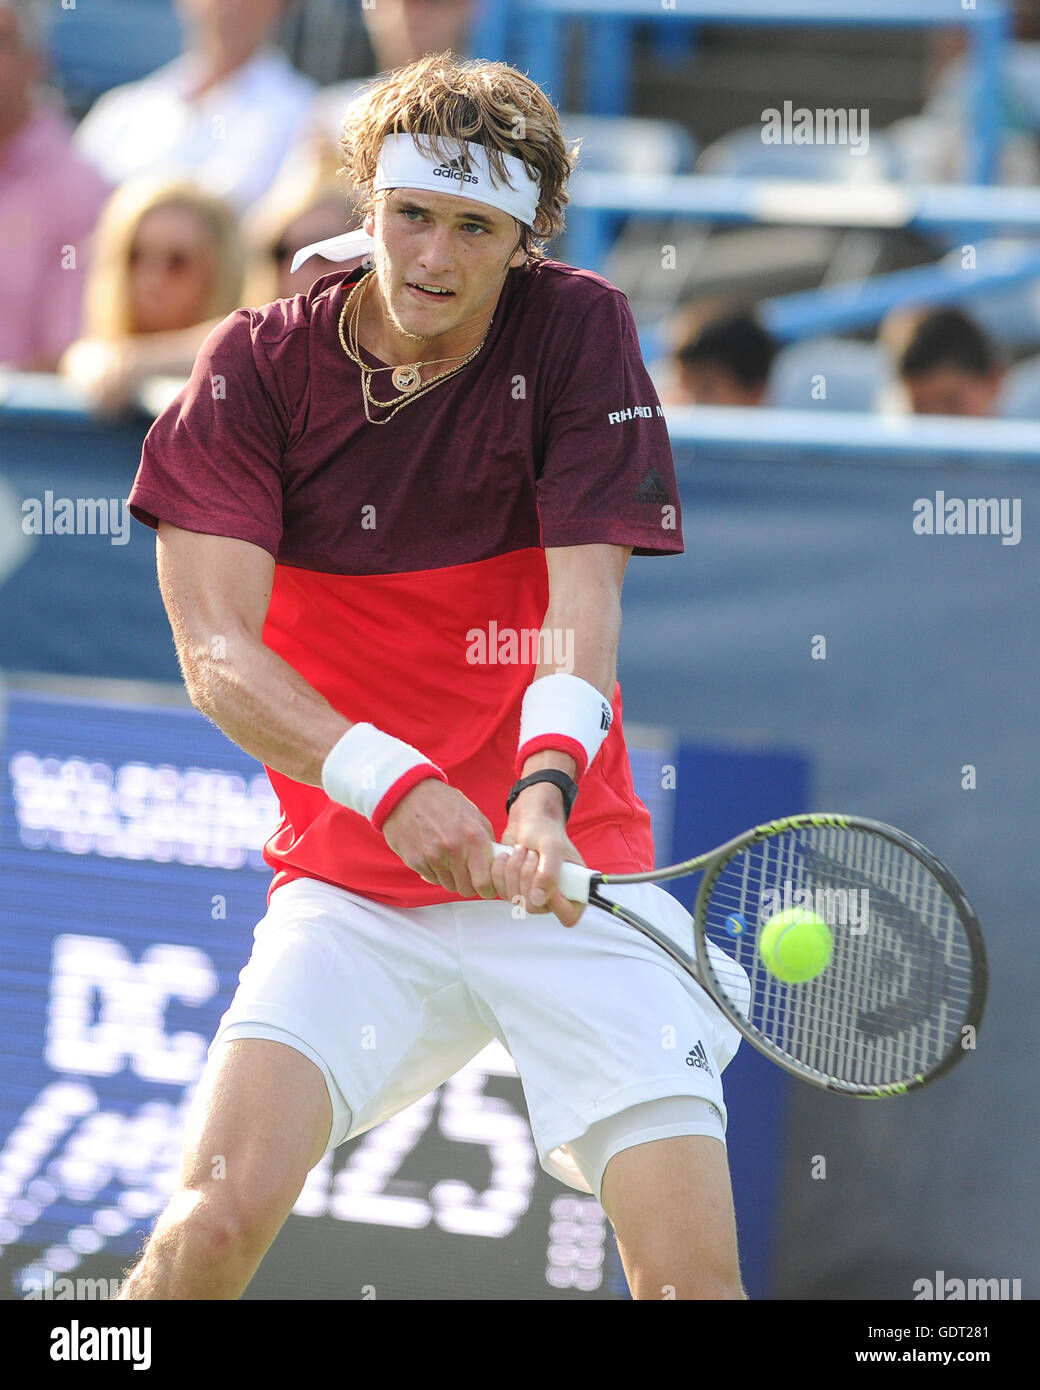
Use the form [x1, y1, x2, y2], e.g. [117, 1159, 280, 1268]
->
[516, 673, 614, 780]
[321, 723, 446, 829]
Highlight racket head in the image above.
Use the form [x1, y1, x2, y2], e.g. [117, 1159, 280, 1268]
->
[689, 815, 988, 1096]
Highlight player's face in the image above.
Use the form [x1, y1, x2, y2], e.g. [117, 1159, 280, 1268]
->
[364, 188, 528, 349]
[903, 367, 1002, 417]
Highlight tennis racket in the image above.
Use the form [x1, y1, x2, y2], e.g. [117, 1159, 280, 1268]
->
[493, 813, 987, 1096]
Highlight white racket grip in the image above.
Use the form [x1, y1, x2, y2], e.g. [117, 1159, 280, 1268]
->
[491, 842, 594, 903]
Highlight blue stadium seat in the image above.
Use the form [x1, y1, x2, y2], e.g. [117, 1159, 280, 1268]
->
[998, 353, 1040, 419]
[563, 114, 697, 177]
[696, 121, 900, 183]
[768, 336, 891, 411]
[562, 113, 698, 294]
[927, 242, 1040, 351]
[960, 281, 1040, 352]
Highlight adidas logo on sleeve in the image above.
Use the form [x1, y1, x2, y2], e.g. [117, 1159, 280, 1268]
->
[635, 465, 670, 503]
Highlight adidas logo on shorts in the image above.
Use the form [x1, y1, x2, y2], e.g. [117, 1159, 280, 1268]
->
[685, 1040, 714, 1077]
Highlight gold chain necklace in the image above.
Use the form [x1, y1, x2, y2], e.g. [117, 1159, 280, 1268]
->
[338, 272, 493, 424]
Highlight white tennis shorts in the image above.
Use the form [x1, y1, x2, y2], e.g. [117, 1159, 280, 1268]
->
[209, 875, 747, 1200]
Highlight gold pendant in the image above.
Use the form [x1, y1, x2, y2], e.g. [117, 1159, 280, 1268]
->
[392, 364, 422, 393]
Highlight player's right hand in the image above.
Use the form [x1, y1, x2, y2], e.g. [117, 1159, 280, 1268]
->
[381, 779, 498, 899]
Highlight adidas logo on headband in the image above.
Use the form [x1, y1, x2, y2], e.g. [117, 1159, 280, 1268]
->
[434, 154, 478, 186]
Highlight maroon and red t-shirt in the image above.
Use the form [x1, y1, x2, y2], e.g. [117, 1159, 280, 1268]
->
[129, 258, 684, 906]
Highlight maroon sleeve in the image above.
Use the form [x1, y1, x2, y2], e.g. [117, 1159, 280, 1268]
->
[128, 307, 288, 557]
[536, 285, 683, 557]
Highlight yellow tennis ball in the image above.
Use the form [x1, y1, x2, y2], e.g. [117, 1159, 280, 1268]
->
[758, 908, 833, 983]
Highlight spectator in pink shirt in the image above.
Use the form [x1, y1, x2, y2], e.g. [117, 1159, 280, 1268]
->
[0, 0, 111, 371]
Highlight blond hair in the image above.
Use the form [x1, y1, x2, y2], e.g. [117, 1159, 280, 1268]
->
[338, 52, 579, 261]
[83, 176, 244, 339]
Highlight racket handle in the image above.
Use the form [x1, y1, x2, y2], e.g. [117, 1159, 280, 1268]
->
[490, 842, 594, 904]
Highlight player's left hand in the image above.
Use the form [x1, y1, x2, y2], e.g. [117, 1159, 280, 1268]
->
[490, 812, 587, 928]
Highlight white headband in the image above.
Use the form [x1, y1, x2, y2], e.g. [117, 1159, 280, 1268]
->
[290, 133, 541, 275]
[374, 133, 540, 226]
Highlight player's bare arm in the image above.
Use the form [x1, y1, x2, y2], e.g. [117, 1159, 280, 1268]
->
[156, 522, 351, 782]
[490, 541, 633, 927]
[159, 520, 496, 890]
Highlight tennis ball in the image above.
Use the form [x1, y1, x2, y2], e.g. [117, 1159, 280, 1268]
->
[758, 908, 833, 983]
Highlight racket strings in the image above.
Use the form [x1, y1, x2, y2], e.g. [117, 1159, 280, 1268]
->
[700, 826, 976, 1089]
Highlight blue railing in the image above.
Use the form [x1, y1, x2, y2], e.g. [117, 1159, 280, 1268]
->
[5, 376, 1040, 470]
[565, 173, 1040, 268]
[760, 242, 1040, 342]
[662, 403, 1040, 465]
[477, 0, 1010, 181]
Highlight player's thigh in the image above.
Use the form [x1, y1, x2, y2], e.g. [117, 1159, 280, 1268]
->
[174, 1038, 332, 1236]
[600, 1133, 741, 1291]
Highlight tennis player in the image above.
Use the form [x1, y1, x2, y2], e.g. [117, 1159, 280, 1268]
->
[120, 53, 747, 1301]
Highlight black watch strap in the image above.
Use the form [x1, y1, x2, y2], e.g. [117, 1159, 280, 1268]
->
[506, 770, 578, 822]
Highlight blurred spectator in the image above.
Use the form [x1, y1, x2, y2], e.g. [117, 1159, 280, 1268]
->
[0, 0, 110, 371]
[363, 0, 474, 74]
[73, 0, 316, 215]
[301, 2, 476, 166]
[881, 306, 1005, 417]
[662, 302, 779, 406]
[241, 139, 357, 306]
[58, 176, 243, 418]
[889, 4, 1040, 184]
